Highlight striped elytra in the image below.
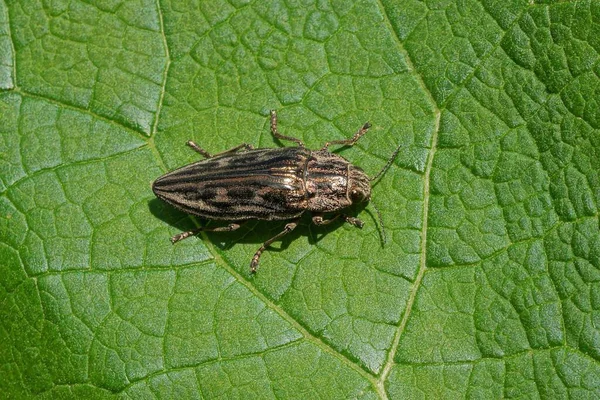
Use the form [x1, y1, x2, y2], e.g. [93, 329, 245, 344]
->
[153, 147, 310, 220]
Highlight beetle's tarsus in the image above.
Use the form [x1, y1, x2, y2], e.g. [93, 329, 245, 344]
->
[171, 229, 198, 243]
[171, 223, 242, 244]
[312, 214, 363, 228]
[345, 217, 364, 228]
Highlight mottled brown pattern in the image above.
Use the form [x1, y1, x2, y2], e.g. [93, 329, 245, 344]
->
[152, 146, 372, 221]
[153, 147, 310, 220]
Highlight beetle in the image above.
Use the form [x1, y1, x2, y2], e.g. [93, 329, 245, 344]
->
[152, 110, 400, 273]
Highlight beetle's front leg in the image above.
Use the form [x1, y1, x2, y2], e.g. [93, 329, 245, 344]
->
[250, 220, 299, 273]
[171, 223, 241, 244]
[312, 214, 364, 228]
[186, 141, 254, 159]
[320, 122, 371, 151]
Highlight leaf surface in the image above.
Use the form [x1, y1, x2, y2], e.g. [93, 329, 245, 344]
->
[1, 0, 600, 398]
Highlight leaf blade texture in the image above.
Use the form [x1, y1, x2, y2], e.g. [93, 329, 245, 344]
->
[1, 0, 600, 398]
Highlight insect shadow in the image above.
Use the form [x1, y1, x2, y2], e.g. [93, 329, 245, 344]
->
[147, 197, 364, 253]
[148, 198, 198, 234]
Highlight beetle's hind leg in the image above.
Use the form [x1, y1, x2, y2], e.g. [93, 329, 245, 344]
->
[250, 220, 299, 273]
[186, 141, 254, 159]
[269, 110, 305, 147]
[171, 223, 242, 244]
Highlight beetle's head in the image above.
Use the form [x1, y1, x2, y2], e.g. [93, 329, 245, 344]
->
[347, 165, 371, 204]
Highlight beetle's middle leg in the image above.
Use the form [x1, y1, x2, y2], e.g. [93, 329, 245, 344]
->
[171, 223, 242, 244]
[250, 220, 299, 273]
[269, 110, 305, 147]
[321, 122, 371, 151]
[312, 214, 364, 228]
[186, 141, 254, 159]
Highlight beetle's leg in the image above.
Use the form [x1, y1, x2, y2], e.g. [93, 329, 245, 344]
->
[270, 110, 305, 147]
[320, 122, 371, 151]
[312, 214, 364, 228]
[212, 143, 254, 157]
[344, 216, 364, 228]
[186, 141, 212, 158]
[312, 214, 340, 226]
[171, 223, 241, 244]
[250, 220, 298, 273]
[186, 141, 254, 159]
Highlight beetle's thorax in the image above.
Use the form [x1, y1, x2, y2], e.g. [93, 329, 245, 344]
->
[305, 150, 371, 212]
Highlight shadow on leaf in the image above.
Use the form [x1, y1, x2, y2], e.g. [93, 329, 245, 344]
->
[147, 198, 368, 252]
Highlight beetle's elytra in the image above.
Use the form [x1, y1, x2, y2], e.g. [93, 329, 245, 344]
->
[153, 110, 399, 273]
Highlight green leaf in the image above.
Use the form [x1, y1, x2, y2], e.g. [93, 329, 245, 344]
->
[0, 0, 13, 90]
[2, 0, 600, 398]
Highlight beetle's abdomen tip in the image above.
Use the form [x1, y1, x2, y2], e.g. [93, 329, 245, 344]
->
[151, 178, 163, 197]
[152, 176, 173, 202]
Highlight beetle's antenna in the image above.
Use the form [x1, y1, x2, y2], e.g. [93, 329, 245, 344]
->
[368, 140, 402, 245]
[370, 143, 403, 184]
[370, 200, 387, 246]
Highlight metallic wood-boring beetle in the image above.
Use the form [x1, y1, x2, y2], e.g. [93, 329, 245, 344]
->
[153, 110, 400, 273]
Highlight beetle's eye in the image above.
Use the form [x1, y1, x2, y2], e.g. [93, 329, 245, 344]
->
[351, 189, 363, 202]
